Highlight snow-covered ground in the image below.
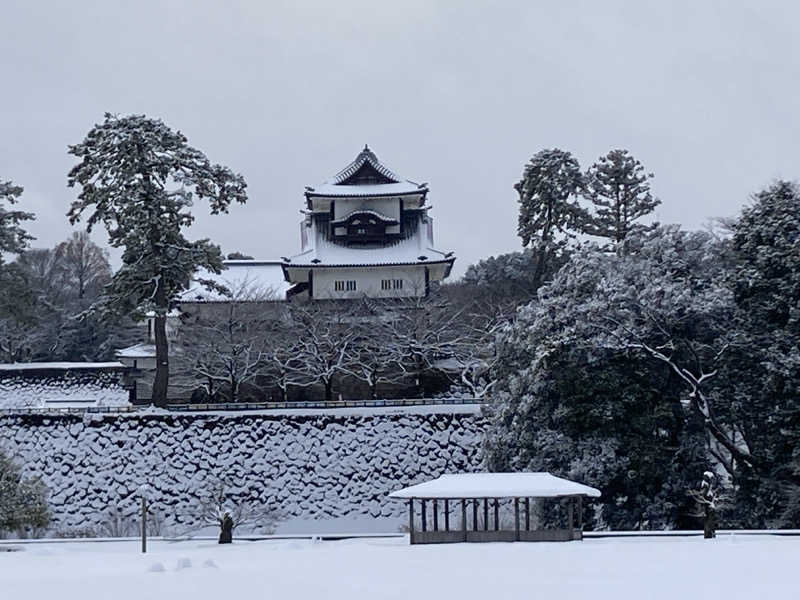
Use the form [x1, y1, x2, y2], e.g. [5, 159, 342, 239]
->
[2, 534, 793, 599]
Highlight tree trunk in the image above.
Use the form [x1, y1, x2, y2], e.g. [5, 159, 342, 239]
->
[703, 505, 716, 539]
[151, 284, 169, 407]
[219, 514, 233, 544]
[324, 378, 333, 402]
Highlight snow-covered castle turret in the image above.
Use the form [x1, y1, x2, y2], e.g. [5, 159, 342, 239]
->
[282, 146, 455, 299]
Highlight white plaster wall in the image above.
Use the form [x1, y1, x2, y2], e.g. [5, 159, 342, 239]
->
[313, 267, 427, 299]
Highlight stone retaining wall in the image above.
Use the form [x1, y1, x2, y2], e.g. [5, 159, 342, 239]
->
[0, 408, 486, 536]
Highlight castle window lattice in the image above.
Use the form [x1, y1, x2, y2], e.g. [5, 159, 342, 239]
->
[335, 280, 357, 292]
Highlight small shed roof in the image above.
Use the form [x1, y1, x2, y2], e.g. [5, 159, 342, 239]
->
[389, 473, 601, 499]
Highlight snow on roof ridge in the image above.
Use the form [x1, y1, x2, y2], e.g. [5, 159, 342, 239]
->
[329, 145, 403, 185]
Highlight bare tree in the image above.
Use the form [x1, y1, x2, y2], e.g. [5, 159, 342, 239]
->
[175, 282, 278, 402]
[196, 480, 279, 544]
[55, 230, 111, 301]
[284, 301, 361, 401]
[382, 292, 491, 397]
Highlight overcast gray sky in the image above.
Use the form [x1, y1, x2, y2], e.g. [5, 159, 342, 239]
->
[3, 0, 799, 277]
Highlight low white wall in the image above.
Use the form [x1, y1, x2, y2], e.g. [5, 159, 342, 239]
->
[313, 266, 426, 299]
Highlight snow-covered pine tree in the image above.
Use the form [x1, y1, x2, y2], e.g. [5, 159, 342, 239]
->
[584, 149, 660, 250]
[0, 179, 35, 266]
[67, 114, 248, 406]
[514, 149, 588, 290]
[0, 180, 41, 361]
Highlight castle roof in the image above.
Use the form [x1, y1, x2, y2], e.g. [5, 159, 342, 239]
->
[284, 232, 454, 269]
[305, 146, 427, 199]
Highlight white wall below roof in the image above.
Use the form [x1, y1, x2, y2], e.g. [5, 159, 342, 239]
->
[313, 266, 427, 299]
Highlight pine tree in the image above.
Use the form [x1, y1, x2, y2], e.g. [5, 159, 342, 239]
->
[584, 149, 660, 249]
[514, 149, 588, 289]
[67, 114, 247, 405]
[0, 180, 40, 361]
[0, 179, 35, 266]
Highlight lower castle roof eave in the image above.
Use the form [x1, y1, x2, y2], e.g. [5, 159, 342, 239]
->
[282, 257, 456, 282]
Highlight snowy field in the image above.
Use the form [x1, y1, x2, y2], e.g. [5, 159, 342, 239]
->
[2, 534, 794, 599]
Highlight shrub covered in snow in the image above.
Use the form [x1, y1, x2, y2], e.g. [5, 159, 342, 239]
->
[0, 448, 50, 536]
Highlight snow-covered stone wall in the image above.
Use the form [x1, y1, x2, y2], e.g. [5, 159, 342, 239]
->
[0, 370, 130, 409]
[0, 408, 486, 536]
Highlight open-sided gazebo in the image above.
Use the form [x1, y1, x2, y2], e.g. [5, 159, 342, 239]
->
[389, 473, 601, 544]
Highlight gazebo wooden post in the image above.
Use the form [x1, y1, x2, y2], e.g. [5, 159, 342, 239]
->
[483, 498, 489, 531]
[433, 499, 439, 532]
[514, 498, 520, 541]
[472, 499, 478, 530]
[461, 499, 467, 541]
[408, 499, 414, 544]
[567, 497, 574, 538]
[577, 495, 583, 531]
[444, 499, 450, 532]
[494, 499, 499, 531]
[525, 498, 530, 531]
[421, 499, 427, 532]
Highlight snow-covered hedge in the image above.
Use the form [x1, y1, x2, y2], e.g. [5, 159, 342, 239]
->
[0, 409, 485, 536]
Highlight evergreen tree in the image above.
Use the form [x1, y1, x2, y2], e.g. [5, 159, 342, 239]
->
[0, 180, 40, 361]
[485, 228, 740, 529]
[728, 181, 800, 526]
[67, 113, 247, 405]
[0, 179, 35, 265]
[463, 248, 568, 305]
[584, 149, 660, 248]
[514, 149, 588, 289]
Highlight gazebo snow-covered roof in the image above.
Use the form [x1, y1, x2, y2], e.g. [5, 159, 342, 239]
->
[389, 473, 601, 500]
[390, 473, 601, 545]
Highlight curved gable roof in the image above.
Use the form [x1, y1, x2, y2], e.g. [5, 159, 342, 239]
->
[306, 146, 427, 199]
